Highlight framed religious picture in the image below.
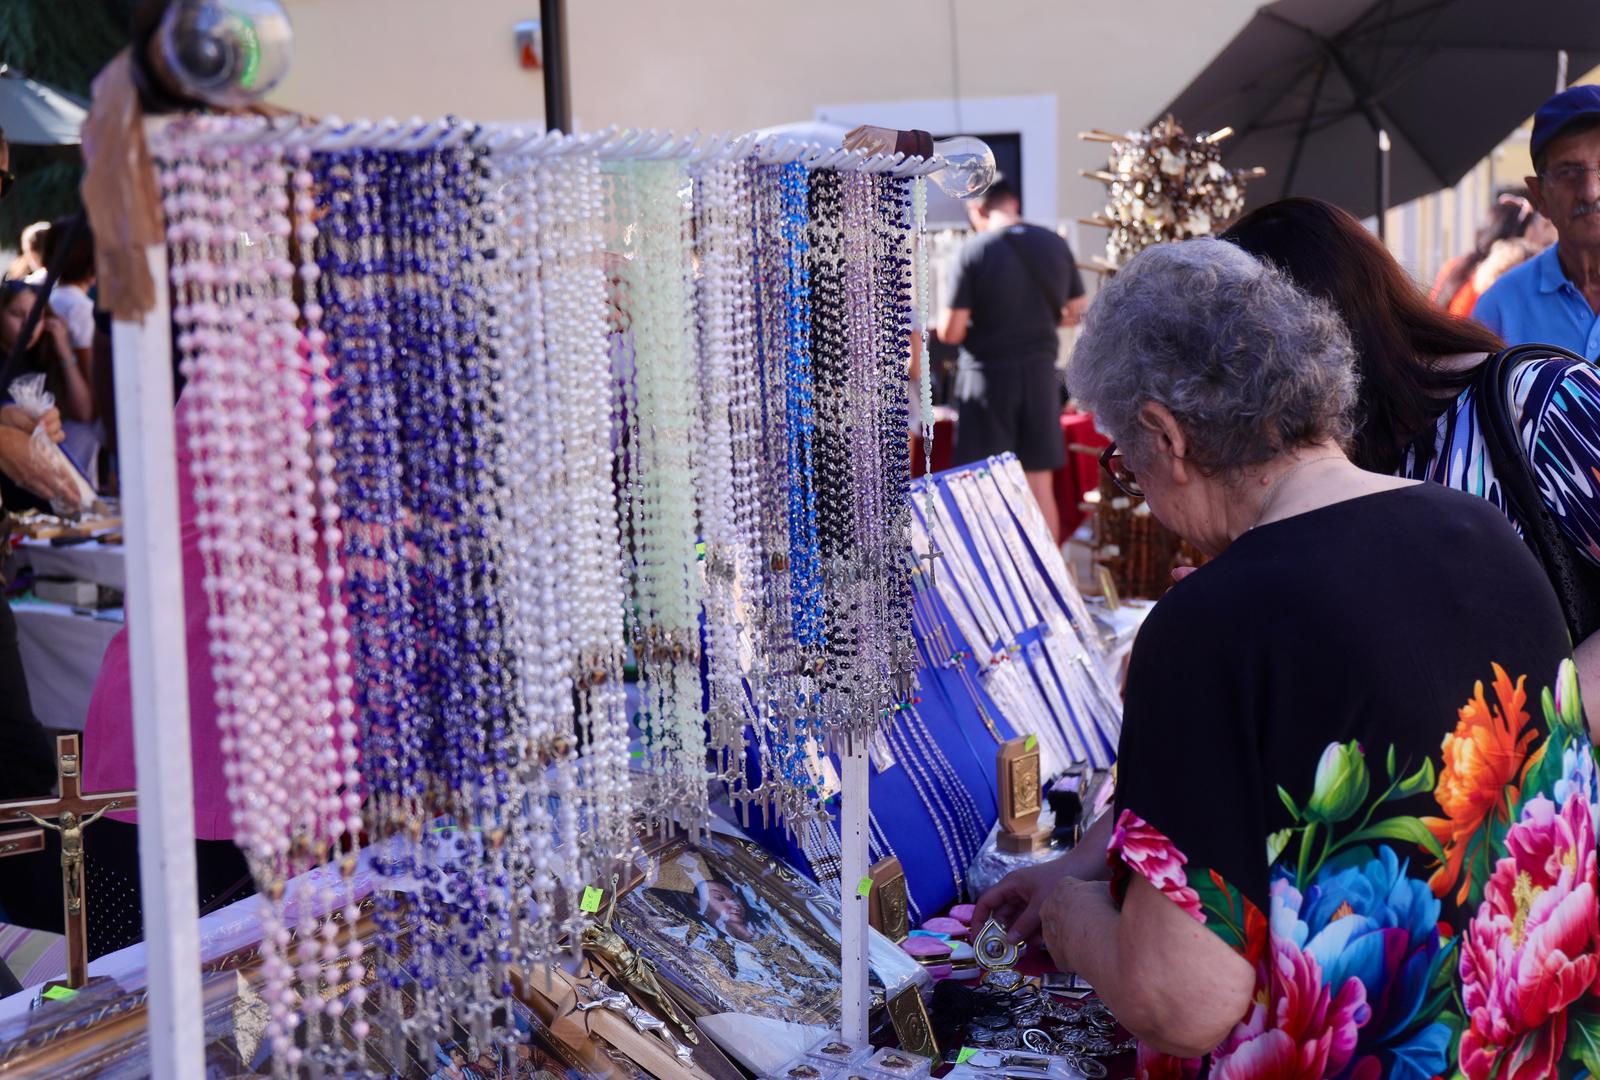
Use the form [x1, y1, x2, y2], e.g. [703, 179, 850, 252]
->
[607, 825, 928, 1075]
[996, 736, 1048, 853]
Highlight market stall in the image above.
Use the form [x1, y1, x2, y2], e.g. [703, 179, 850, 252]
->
[0, 16, 1132, 1080]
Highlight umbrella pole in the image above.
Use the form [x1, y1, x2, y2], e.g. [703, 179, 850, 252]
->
[1376, 128, 1392, 243]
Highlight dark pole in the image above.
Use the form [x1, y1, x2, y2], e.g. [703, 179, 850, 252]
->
[540, 0, 571, 133]
[1374, 126, 1391, 243]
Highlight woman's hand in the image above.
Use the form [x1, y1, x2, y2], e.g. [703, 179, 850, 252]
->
[0, 404, 63, 443]
[971, 856, 1082, 946]
[1040, 872, 1255, 1061]
[0, 426, 81, 505]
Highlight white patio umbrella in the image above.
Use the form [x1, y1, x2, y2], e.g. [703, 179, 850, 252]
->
[0, 65, 87, 147]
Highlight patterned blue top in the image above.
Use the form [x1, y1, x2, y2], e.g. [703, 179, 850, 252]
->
[1399, 356, 1600, 567]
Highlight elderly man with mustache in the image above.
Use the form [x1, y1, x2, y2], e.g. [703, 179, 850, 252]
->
[1475, 86, 1600, 358]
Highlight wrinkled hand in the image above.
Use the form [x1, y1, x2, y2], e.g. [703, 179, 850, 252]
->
[0, 426, 82, 506]
[1038, 875, 1111, 969]
[971, 855, 1081, 946]
[0, 404, 63, 443]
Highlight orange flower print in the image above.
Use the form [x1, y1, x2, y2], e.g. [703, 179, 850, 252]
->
[1421, 665, 1537, 905]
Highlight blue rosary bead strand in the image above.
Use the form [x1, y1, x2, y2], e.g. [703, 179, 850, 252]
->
[750, 163, 814, 814]
[780, 160, 824, 654]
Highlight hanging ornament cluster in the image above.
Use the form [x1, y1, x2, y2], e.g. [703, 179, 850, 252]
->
[1079, 116, 1265, 270]
[154, 115, 933, 1074]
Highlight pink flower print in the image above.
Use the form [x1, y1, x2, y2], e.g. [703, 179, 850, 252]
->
[1112, 809, 1204, 922]
[1209, 932, 1370, 1080]
[1458, 792, 1600, 1079]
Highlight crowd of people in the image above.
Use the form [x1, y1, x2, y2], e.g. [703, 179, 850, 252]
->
[976, 84, 1600, 1077]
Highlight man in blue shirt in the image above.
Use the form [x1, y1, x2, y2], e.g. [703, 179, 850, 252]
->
[1475, 86, 1600, 359]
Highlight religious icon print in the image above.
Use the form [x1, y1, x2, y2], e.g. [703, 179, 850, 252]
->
[612, 831, 918, 1028]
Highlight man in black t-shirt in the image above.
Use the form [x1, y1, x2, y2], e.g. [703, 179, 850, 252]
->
[938, 176, 1084, 541]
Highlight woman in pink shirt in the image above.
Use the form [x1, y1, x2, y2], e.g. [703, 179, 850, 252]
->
[0, 392, 251, 958]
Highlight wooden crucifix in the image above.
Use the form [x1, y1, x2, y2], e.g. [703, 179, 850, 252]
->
[0, 733, 136, 990]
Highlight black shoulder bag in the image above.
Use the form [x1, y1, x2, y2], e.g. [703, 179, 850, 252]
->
[1472, 342, 1600, 640]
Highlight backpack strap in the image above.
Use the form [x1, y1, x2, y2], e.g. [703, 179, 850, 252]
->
[999, 229, 1063, 325]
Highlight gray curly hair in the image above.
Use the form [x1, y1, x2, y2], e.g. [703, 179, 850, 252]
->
[1069, 238, 1357, 474]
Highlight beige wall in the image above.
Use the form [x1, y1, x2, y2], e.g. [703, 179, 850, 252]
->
[273, 0, 1262, 236]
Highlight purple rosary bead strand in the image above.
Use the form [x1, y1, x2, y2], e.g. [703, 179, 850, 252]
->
[466, 141, 528, 1028]
[441, 138, 523, 1041]
[390, 141, 464, 1043]
[318, 145, 411, 1051]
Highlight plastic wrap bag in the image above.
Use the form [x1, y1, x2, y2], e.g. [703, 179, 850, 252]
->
[9, 374, 97, 517]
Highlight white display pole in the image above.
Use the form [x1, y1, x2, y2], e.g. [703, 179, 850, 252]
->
[113, 242, 206, 1078]
[839, 733, 871, 1043]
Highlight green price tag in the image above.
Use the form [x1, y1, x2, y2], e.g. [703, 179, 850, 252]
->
[1024, 734, 1037, 752]
[856, 876, 873, 898]
[42, 985, 77, 1002]
[580, 886, 604, 914]
[956, 1047, 978, 1064]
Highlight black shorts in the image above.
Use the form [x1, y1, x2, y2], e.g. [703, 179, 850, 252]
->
[951, 360, 1066, 472]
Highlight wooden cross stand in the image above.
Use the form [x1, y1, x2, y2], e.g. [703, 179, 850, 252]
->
[0, 733, 136, 990]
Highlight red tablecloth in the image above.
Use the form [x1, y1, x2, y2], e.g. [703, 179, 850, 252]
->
[910, 411, 1105, 538]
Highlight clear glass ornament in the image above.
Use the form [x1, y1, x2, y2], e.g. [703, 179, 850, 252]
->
[930, 136, 997, 200]
[156, 0, 294, 106]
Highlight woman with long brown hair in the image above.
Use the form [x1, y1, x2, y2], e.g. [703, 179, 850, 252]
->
[1221, 196, 1600, 719]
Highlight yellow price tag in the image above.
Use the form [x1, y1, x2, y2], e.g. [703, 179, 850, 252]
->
[856, 876, 873, 898]
[1024, 734, 1037, 752]
[580, 886, 604, 914]
[42, 985, 77, 1002]
[956, 1047, 978, 1063]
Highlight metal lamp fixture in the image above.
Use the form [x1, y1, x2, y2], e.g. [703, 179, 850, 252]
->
[142, 0, 294, 108]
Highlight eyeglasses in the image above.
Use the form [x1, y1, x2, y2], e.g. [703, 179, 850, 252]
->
[1542, 163, 1600, 190]
[1099, 442, 1143, 499]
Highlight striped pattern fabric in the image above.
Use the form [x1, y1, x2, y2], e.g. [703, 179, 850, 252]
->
[1400, 356, 1600, 566]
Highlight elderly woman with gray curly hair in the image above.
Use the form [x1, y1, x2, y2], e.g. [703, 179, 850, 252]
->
[974, 239, 1600, 1078]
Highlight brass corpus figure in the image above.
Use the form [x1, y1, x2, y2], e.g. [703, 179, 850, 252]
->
[20, 805, 114, 915]
[0, 734, 134, 989]
[581, 876, 699, 1045]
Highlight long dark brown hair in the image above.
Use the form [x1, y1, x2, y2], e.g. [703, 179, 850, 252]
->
[1220, 198, 1505, 474]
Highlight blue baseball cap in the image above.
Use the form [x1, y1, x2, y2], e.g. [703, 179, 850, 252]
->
[1532, 85, 1600, 168]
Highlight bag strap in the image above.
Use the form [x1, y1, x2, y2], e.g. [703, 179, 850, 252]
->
[999, 229, 1063, 324]
[1472, 343, 1600, 639]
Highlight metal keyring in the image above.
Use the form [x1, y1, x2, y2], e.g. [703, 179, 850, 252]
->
[1022, 1028, 1054, 1054]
